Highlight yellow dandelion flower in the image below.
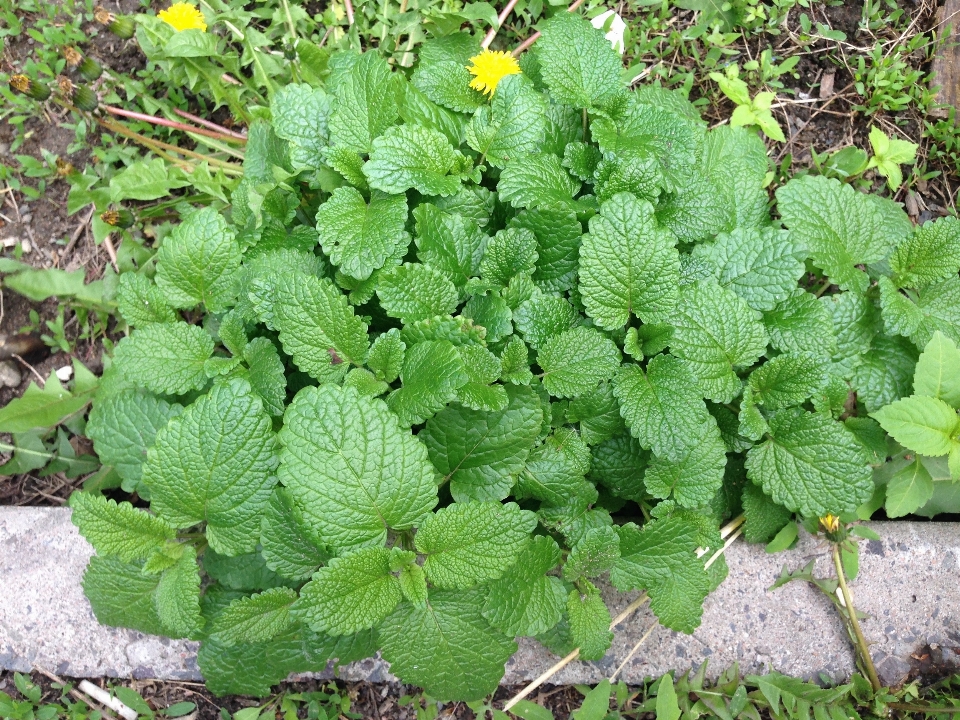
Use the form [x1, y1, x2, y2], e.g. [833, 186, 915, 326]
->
[467, 49, 521, 97]
[819, 514, 840, 533]
[158, 2, 207, 32]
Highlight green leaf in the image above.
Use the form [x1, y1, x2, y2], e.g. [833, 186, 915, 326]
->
[872, 395, 959, 456]
[764, 291, 837, 358]
[822, 291, 881, 375]
[656, 174, 733, 244]
[611, 517, 710, 633]
[260, 488, 328, 581]
[143, 378, 278, 555]
[536, 12, 624, 111]
[566, 581, 612, 661]
[644, 418, 727, 508]
[573, 680, 612, 720]
[498, 153, 580, 209]
[668, 280, 767, 403]
[367, 329, 406, 383]
[328, 51, 401, 153]
[108, 157, 190, 201]
[567, 382, 625, 446]
[111, 321, 214, 395]
[741, 483, 792, 543]
[513, 295, 579, 350]
[316, 188, 409, 281]
[422, 385, 542, 502]
[589, 433, 648, 500]
[891, 216, 960, 287]
[82, 555, 166, 636]
[155, 208, 241, 312]
[881, 276, 960, 349]
[745, 408, 873, 517]
[462, 293, 513, 346]
[364, 125, 467, 197]
[416, 501, 536, 589]
[271, 84, 331, 171]
[480, 227, 538, 287]
[0, 373, 93, 433]
[509, 204, 582, 292]
[538, 327, 621, 399]
[412, 34, 485, 113]
[563, 525, 620, 581]
[380, 588, 517, 701]
[414, 203, 487, 290]
[580, 192, 681, 330]
[242, 121, 292, 186]
[70, 492, 175, 561]
[155, 544, 203, 638]
[850, 334, 917, 412]
[482, 535, 566, 636]
[884, 458, 934, 518]
[242, 337, 287, 417]
[399, 563, 428, 607]
[251, 271, 368, 382]
[296, 547, 401, 634]
[747, 352, 827, 409]
[210, 587, 297, 645]
[115, 273, 177, 326]
[517, 430, 591, 505]
[775, 175, 891, 293]
[703, 125, 769, 229]
[914, 331, 960, 407]
[279, 384, 438, 551]
[377, 263, 460, 323]
[613, 354, 710, 461]
[386, 339, 469, 426]
[466, 74, 546, 168]
[655, 675, 681, 720]
[692, 227, 806, 312]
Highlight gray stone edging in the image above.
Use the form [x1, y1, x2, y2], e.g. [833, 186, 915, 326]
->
[1, 506, 957, 688]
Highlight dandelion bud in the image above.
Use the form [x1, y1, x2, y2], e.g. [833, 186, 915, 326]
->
[95, 6, 136, 38]
[10, 74, 51, 101]
[72, 85, 99, 112]
[79, 57, 104, 82]
[100, 209, 135, 229]
[64, 46, 84, 67]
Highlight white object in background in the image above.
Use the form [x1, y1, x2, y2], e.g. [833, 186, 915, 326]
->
[77, 680, 138, 720]
[591, 10, 626, 55]
[55, 365, 74, 382]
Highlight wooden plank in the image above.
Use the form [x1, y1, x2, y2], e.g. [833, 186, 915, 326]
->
[930, 0, 960, 117]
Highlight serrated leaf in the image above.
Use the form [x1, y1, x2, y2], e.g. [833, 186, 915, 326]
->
[480, 227, 538, 286]
[462, 292, 513, 345]
[656, 175, 733, 243]
[364, 125, 466, 197]
[741, 483, 792, 543]
[401, 82, 469, 147]
[668, 280, 767, 403]
[885, 458, 934, 518]
[328, 51, 401, 153]
[822, 291, 881, 376]
[380, 588, 517, 701]
[498, 153, 580, 209]
[914, 331, 960, 407]
[242, 337, 287, 417]
[85, 389, 182, 487]
[891, 216, 960, 287]
[509, 204, 582, 292]
[563, 525, 620, 581]
[316, 187, 409, 281]
[881, 276, 960, 349]
[513, 294, 579, 350]
[211, 587, 297, 645]
[203, 549, 291, 591]
[466, 74, 546, 168]
[414, 203, 487, 290]
[614, 354, 710, 461]
[703, 125, 769, 229]
[377, 263, 460, 324]
[422, 384, 542, 502]
[279, 384, 438, 551]
[589, 433, 648, 500]
[580, 192, 681, 330]
[644, 417, 727, 508]
[747, 352, 827, 409]
[567, 382, 625, 446]
[155, 544, 203, 638]
[482, 535, 565, 637]
[764, 291, 837, 358]
[112, 321, 214, 395]
[70, 492, 175, 561]
[387, 339, 468, 426]
[416, 501, 536, 589]
[536, 12, 624, 111]
[367, 329, 406, 383]
[851, 334, 917, 412]
[517, 430, 591, 505]
[538, 327, 621, 399]
[872, 395, 960, 456]
[260, 488, 328, 581]
[776, 175, 890, 293]
[566, 581, 612, 661]
[611, 517, 710, 633]
[296, 547, 401, 634]
[412, 34, 485, 113]
[82, 555, 166, 636]
[271, 83, 331, 170]
[116, 273, 177, 326]
[745, 408, 873, 516]
[155, 208, 240, 312]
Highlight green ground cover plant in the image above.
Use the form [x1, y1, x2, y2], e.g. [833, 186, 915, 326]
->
[6, 4, 945, 703]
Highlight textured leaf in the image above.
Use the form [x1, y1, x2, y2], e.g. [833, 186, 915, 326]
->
[155, 207, 240, 312]
[480, 228, 538, 287]
[668, 280, 767, 402]
[513, 294, 579, 350]
[536, 13, 624, 111]
[466, 74, 546, 168]
[611, 517, 710, 633]
[589, 433, 647, 500]
[279, 384, 438, 550]
[242, 337, 287, 417]
[271, 84, 331, 170]
[155, 544, 203, 638]
[538, 327, 621, 399]
[70, 492, 175, 561]
[741, 483, 792, 543]
[417, 501, 536, 589]
[872, 396, 960, 456]
[380, 588, 517, 701]
[884, 458, 935, 518]
[316, 187, 409, 281]
[377, 263, 460, 323]
[850, 334, 917, 412]
[296, 547, 401, 634]
[86, 390, 182, 486]
[914, 331, 960, 407]
[367, 329, 406, 383]
[822, 291, 881, 376]
[386, 340, 469, 426]
[144, 378, 278, 555]
[411, 34, 485, 113]
[517, 430, 591, 505]
[644, 418, 727, 508]
[776, 176, 890, 293]
[881, 276, 960, 349]
[82, 556, 166, 636]
[656, 175, 732, 243]
[482, 535, 566, 636]
[745, 408, 873, 517]
[328, 51, 401, 153]
[580, 192, 681, 330]
[211, 587, 297, 645]
[702, 125, 769, 229]
[364, 125, 466, 196]
[115, 273, 176, 326]
[692, 227, 806, 312]
[567, 382, 625, 446]
[421, 385, 542, 502]
[891, 216, 960, 287]
[747, 353, 828, 409]
[764, 291, 837, 358]
[498, 153, 580, 209]
[566, 581, 613, 661]
[510, 204, 582, 291]
[563, 525, 620, 581]
[614, 354, 710, 461]
[112, 322, 214, 395]
[260, 488, 328, 581]
[414, 203, 487, 289]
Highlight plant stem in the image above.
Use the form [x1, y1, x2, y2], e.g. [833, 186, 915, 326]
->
[481, 0, 521, 49]
[172, 108, 247, 140]
[832, 543, 882, 692]
[102, 105, 247, 144]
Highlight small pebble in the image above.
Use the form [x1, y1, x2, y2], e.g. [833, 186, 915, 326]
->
[56, 365, 74, 382]
[0, 360, 22, 389]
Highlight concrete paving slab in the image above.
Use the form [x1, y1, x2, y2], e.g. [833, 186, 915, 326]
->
[1, 506, 956, 688]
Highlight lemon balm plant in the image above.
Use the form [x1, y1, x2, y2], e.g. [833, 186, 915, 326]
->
[66, 10, 960, 703]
